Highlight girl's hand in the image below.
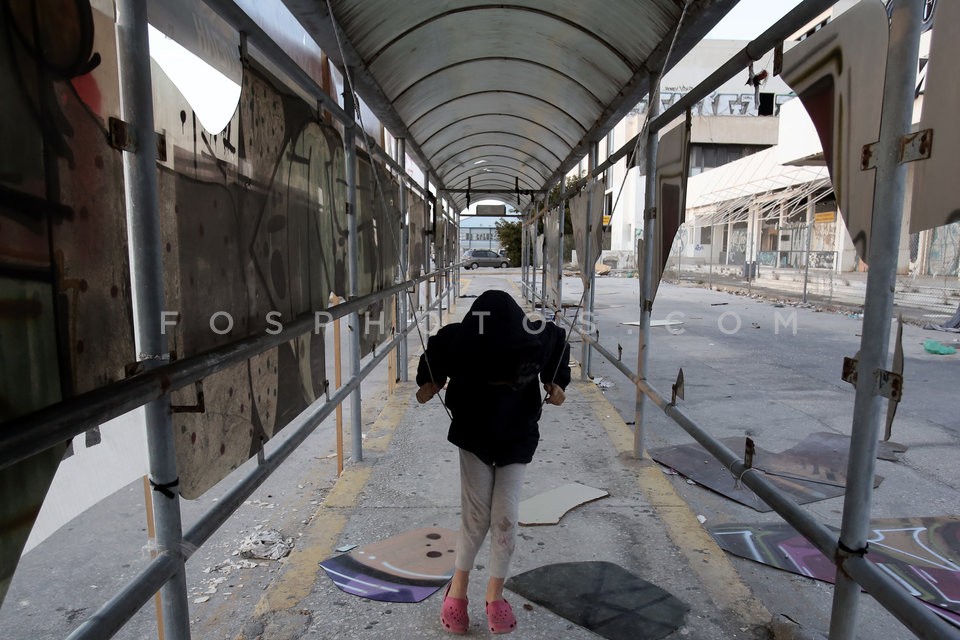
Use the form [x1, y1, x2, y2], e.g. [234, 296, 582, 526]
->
[543, 383, 565, 406]
[416, 383, 443, 404]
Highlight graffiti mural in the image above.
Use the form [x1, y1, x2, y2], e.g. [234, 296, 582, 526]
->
[0, 0, 135, 604]
[711, 517, 960, 626]
[1, 0, 421, 595]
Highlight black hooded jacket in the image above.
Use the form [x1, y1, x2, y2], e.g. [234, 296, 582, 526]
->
[416, 290, 571, 466]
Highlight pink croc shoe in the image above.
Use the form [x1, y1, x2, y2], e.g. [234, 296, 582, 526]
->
[485, 598, 516, 634]
[440, 584, 469, 634]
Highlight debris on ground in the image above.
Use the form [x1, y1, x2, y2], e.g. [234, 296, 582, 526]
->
[238, 527, 294, 560]
[595, 377, 614, 389]
[923, 339, 957, 355]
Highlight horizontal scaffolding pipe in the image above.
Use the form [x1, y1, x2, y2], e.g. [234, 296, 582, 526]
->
[182, 328, 412, 550]
[0, 268, 454, 471]
[62, 288, 448, 640]
[592, 0, 837, 178]
[550, 310, 958, 639]
[65, 552, 179, 640]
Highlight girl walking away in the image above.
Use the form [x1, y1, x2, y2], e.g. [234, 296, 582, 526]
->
[415, 290, 570, 635]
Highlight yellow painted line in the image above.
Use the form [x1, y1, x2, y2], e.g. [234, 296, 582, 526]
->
[252, 511, 347, 616]
[575, 379, 771, 628]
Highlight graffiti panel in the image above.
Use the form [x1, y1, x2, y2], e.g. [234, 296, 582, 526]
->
[569, 181, 605, 291]
[543, 207, 561, 310]
[355, 154, 399, 356]
[0, 1, 136, 604]
[711, 517, 960, 625]
[152, 58, 349, 497]
[781, 1, 887, 261]
[911, 0, 960, 235]
[653, 121, 691, 303]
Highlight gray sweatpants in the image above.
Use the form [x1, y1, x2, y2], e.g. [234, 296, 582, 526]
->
[455, 449, 527, 579]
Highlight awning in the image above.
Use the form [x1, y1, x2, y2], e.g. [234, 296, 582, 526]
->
[686, 147, 831, 226]
[281, 0, 739, 211]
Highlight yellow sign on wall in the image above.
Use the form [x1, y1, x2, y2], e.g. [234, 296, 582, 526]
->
[814, 211, 836, 224]
[602, 214, 611, 226]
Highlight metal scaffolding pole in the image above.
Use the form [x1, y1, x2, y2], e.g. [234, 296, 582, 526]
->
[829, 2, 923, 639]
[635, 75, 660, 458]
[425, 176, 433, 330]
[581, 146, 599, 379]
[343, 85, 363, 462]
[580, 197, 591, 380]
[530, 222, 538, 306]
[557, 198, 566, 315]
[398, 139, 409, 382]
[114, 0, 190, 636]
[455, 210, 461, 300]
[438, 204, 444, 327]
[520, 221, 533, 302]
[540, 204, 547, 312]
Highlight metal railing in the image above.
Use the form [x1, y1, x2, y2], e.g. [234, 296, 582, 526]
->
[523, 281, 957, 639]
[62, 277, 452, 640]
[522, 2, 957, 638]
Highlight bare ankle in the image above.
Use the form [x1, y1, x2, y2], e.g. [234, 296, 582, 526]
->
[449, 570, 470, 599]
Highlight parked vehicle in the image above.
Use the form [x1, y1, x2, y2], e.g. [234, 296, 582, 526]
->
[462, 249, 510, 269]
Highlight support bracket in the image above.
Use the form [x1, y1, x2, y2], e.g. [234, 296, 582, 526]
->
[171, 380, 206, 414]
[109, 117, 137, 152]
[861, 128, 933, 170]
[841, 356, 903, 402]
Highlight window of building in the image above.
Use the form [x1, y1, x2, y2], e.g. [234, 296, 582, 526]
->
[688, 144, 768, 175]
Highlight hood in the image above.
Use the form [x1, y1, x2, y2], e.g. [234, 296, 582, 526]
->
[453, 290, 545, 387]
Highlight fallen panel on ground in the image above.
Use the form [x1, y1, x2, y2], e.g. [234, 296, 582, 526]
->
[519, 483, 609, 526]
[710, 517, 960, 626]
[319, 527, 456, 603]
[649, 433, 884, 512]
[506, 561, 688, 640]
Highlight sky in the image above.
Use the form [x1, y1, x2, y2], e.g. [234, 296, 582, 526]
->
[705, 0, 807, 40]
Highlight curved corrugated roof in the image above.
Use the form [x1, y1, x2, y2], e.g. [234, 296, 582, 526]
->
[283, 0, 737, 211]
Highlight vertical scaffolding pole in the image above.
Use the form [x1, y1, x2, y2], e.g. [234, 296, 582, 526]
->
[520, 219, 530, 302]
[115, 0, 190, 636]
[829, 2, 922, 639]
[343, 85, 363, 462]
[581, 145, 598, 380]
[455, 210, 461, 301]
[557, 198, 566, 315]
[530, 221, 538, 306]
[540, 201, 547, 311]
[635, 75, 660, 458]
[425, 175, 432, 330]
[803, 201, 814, 304]
[398, 139, 409, 382]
